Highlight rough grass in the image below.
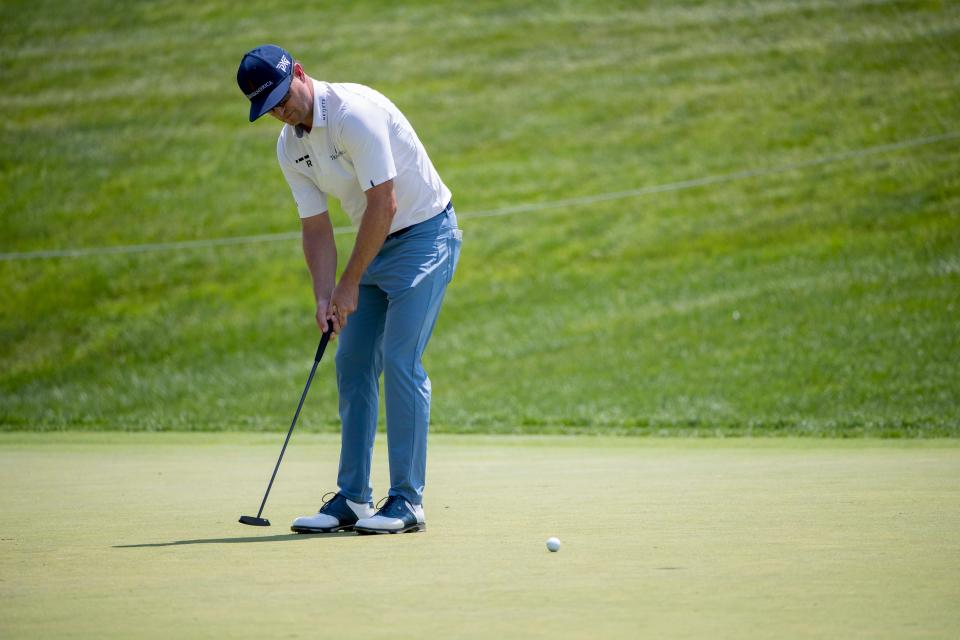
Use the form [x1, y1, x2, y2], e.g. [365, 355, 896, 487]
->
[1, 0, 958, 434]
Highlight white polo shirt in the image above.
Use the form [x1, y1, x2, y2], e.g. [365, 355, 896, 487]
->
[276, 80, 451, 233]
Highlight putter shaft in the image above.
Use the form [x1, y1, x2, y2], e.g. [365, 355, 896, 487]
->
[242, 330, 332, 525]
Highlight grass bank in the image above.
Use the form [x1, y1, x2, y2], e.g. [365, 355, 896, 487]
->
[2, 1, 958, 434]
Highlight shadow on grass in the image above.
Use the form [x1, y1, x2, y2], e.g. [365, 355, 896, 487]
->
[114, 531, 357, 548]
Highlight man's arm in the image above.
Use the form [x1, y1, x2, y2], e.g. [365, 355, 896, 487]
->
[300, 212, 338, 332]
[327, 179, 397, 332]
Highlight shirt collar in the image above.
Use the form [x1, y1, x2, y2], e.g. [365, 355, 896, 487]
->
[295, 79, 328, 139]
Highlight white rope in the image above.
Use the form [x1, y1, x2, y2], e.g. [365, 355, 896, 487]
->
[1, 131, 955, 262]
[464, 132, 959, 219]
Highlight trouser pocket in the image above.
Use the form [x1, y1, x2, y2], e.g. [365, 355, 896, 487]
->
[446, 229, 463, 283]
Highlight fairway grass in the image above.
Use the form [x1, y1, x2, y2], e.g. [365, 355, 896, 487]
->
[1, 434, 958, 639]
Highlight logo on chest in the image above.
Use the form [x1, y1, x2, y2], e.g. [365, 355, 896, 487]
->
[330, 148, 345, 161]
[295, 154, 313, 168]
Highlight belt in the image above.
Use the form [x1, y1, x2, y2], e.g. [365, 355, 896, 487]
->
[386, 201, 453, 240]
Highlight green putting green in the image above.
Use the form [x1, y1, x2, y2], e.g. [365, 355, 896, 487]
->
[2, 433, 958, 638]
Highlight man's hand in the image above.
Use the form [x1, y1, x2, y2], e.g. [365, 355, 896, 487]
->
[315, 299, 335, 334]
[327, 278, 359, 333]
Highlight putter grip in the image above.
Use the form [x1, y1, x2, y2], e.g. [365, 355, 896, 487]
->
[314, 328, 332, 362]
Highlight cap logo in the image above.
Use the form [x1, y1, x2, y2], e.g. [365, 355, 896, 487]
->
[244, 80, 274, 99]
[276, 55, 291, 73]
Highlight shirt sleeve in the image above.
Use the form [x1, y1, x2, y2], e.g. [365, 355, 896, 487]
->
[337, 100, 398, 191]
[277, 136, 328, 218]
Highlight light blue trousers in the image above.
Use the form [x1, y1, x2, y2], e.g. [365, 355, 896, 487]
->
[335, 205, 461, 506]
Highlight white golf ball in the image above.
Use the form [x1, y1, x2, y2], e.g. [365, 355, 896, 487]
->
[546, 537, 561, 552]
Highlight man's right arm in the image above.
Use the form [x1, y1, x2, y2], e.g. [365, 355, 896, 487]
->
[300, 212, 338, 332]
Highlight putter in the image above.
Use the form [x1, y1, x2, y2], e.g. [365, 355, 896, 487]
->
[239, 328, 333, 527]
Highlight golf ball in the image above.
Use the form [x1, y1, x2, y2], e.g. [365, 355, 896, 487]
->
[546, 537, 561, 552]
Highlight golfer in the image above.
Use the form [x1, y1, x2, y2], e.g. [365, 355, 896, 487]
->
[237, 45, 461, 534]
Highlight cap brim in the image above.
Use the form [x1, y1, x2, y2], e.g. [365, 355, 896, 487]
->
[248, 75, 292, 122]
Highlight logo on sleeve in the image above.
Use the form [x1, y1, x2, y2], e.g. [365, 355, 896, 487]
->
[330, 148, 345, 161]
[295, 154, 312, 167]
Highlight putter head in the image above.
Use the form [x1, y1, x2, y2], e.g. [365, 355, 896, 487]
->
[239, 515, 271, 527]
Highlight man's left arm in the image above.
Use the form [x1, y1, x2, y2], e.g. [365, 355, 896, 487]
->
[328, 179, 397, 331]
[327, 99, 400, 331]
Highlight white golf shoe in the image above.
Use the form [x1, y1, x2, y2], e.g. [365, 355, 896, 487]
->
[291, 492, 374, 534]
[354, 495, 426, 534]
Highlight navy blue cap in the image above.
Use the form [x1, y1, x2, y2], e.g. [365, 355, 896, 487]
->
[237, 45, 294, 122]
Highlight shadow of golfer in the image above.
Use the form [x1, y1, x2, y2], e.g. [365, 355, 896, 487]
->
[114, 531, 357, 548]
